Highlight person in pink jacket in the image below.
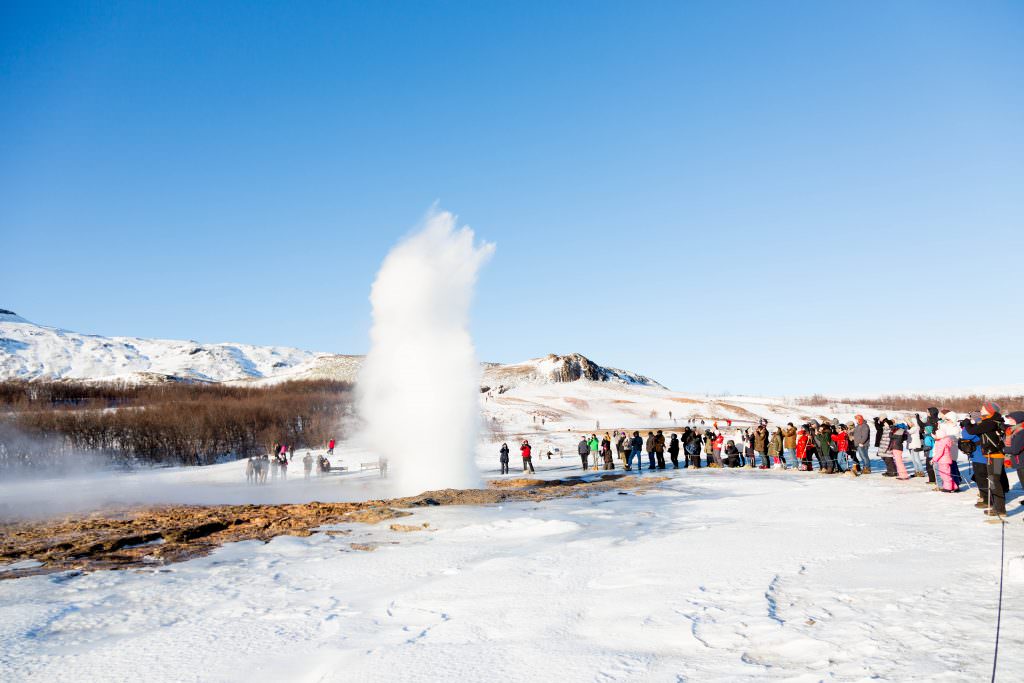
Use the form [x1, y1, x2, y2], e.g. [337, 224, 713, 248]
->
[932, 411, 960, 492]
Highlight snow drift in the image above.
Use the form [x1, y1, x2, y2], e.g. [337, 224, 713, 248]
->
[357, 210, 494, 495]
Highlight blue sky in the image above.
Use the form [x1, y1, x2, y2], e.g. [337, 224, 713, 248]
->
[2, 1, 1022, 394]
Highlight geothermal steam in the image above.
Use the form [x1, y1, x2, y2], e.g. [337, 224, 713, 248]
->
[357, 210, 494, 495]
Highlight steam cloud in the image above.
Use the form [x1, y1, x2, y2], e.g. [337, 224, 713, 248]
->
[357, 209, 494, 495]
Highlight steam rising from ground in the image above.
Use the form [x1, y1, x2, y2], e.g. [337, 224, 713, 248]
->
[357, 210, 494, 495]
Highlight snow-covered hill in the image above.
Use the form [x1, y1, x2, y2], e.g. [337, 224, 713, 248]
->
[0, 311, 664, 389]
[0, 310, 323, 383]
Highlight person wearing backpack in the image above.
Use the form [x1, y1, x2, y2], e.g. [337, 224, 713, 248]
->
[961, 403, 1008, 516]
[1003, 411, 1024, 505]
[769, 427, 784, 469]
[685, 432, 702, 468]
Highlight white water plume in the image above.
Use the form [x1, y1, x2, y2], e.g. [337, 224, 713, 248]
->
[357, 209, 494, 495]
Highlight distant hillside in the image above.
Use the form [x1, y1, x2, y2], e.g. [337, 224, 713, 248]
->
[0, 311, 664, 388]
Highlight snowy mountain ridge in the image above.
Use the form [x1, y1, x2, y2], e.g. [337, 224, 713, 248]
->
[0, 311, 663, 388]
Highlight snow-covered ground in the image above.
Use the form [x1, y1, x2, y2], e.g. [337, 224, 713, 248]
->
[1, 465, 1022, 682]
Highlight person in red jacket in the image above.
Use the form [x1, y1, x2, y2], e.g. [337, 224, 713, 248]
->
[327, 438, 335, 455]
[831, 427, 850, 473]
[520, 440, 535, 474]
[796, 429, 810, 471]
[712, 432, 725, 467]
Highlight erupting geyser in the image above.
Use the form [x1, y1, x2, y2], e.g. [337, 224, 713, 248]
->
[357, 209, 494, 495]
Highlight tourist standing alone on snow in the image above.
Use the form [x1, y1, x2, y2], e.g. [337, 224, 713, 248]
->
[499, 443, 510, 474]
[520, 440, 535, 473]
[302, 452, 313, 480]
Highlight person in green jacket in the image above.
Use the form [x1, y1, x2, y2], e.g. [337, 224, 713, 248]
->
[814, 424, 836, 473]
[588, 435, 600, 470]
[768, 428, 784, 469]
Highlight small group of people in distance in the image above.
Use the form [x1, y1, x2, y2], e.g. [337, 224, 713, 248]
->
[501, 402, 1024, 520]
[245, 438, 337, 484]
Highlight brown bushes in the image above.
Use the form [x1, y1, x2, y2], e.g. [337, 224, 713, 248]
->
[797, 393, 1024, 414]
[0, 380, 353, 472]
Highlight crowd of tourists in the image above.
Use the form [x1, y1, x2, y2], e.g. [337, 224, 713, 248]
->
[505, 402, 1024, 519]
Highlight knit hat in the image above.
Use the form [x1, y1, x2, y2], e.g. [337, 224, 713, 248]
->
[981, 402, 1001, 417]
[1006, 411, 1024, 426]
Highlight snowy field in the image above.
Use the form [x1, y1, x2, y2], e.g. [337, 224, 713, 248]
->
[1, 465, 1022, 682]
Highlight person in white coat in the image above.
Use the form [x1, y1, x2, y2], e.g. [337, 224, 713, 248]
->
[932, 410, 961, 492]
[905, 415, 926, 477]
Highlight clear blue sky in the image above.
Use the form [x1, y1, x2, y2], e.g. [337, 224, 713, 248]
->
[2, 1, 1022, 394]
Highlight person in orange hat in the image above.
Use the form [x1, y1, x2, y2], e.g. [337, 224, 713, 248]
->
[961, 403, 1007, 516]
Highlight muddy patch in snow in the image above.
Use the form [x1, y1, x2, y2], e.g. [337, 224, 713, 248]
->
[0, 473, 663, 578]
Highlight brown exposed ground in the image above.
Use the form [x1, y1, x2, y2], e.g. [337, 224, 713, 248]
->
[0, 473, 664, 580]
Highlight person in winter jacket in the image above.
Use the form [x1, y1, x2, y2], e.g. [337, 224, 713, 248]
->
[831, 426, 850, 473]
[629, 431, 644, 472]
[814, 425, 835, 474]
[961, 403, 1008, 516]
[806, 424, 820, 471]
[796, 428, 810, 471]
[685, 432, 702, 468]
[889, 423, 911, 480]
[601, 433, 614, 470]
[853, 415, 872, 473]
[905, 417, 926, 477]
[577, 437, 591, 470]
[877, 417, 896, 476]
[1003, 411, 1024, 504]
[644, 432, 656, 469]
[916, 407, 939, 482]
[668, 433, 681, 468]
[842, 423, 860, 474]
[712, 432, 725, 468]
[931, 417, 958, 492]
[724, 440, 741, 468]
[654, 430, 667, 469]
[588, 435, 600, 470]
[327, 438, 335, 456]
[753, 425, 770, 469]
[520, 440, 536, 473]
[782, 423, 797, 467]
[499, 443, 510, 475]
[768, 428, 784, 469]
